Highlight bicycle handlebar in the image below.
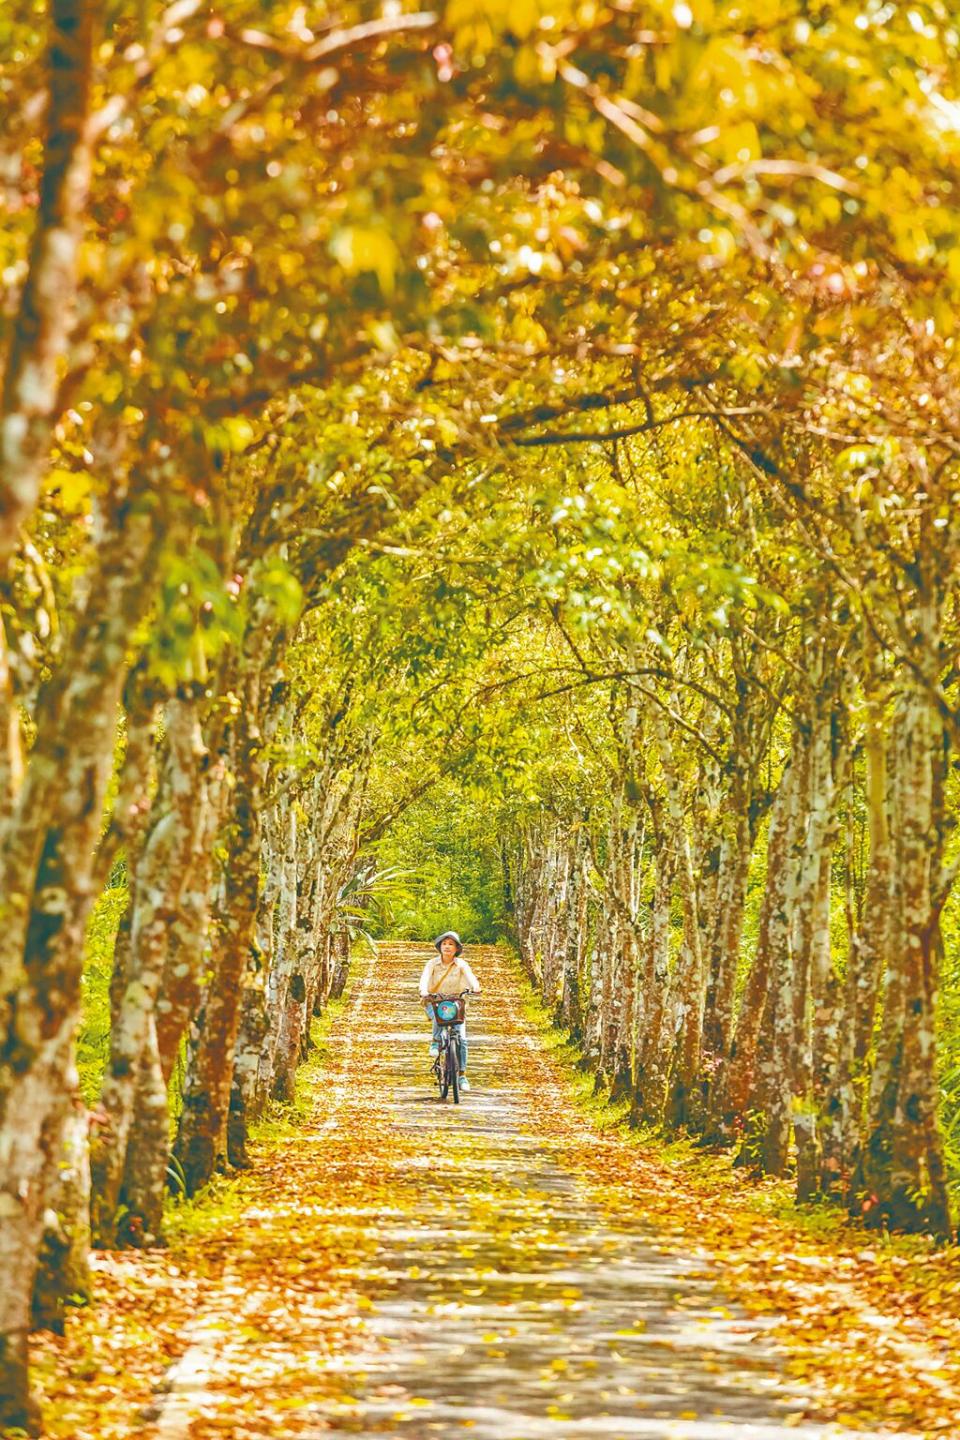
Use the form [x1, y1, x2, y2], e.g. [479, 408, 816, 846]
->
[421, 989, 480, 1001]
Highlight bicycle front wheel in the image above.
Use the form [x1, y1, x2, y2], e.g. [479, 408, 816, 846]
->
[440, 1041, 451, 1100]
[442, 1041, 459, 1102]
[447, 1037, 460, 1104]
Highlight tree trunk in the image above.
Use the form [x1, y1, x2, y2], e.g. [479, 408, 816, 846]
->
[0, 624, 25, 826]
[559, 837, 588, 1038]
[0, 496, 159, 1430]
[702, 792, 752, 1069]
[653, 706, 703, 1130]
[711, 755, 796, 1136]
[0, 0, 100, 571]
[792, 699, 838, 1201]
[634, 830, 674, 1127]
[859, 686, 952, 1236]
[762, 723, 811, 1175]
[117, 1015, 169, 1243]
[820, 652, 890, 1197]
[90, 698, 206, 1245]
[30, 1047, 90, 1332]
[173, 654, 276, 1194]
[154, 757, 224, 1080]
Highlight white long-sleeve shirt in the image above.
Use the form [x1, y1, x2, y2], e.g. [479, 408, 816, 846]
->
[419, 953, 481, 998]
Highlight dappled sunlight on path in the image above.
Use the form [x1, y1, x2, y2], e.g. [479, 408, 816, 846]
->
[153, 944, 915, 1440]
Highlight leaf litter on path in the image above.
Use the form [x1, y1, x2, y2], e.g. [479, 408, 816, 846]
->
[32, 942, 959, 1437]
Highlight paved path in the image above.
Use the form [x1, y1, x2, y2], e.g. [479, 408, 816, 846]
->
[157, 942, 911, 1439]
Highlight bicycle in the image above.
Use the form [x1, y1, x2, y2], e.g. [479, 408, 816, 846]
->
[424, 989, 477, 1104]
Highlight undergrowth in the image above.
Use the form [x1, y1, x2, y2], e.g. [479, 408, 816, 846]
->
[77, 881, 129, 1103]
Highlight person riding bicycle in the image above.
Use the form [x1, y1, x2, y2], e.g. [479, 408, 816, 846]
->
[419, 931, 481, 1091]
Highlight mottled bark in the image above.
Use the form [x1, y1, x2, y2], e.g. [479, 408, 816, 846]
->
[155, 758, 223, 1079]
[174, 656, 276, 1194]
[711, 757, 794, 1137]
[0, 624, 24, 827]
[327, 931, 351, 1002]
[702, 794, 752, 1067]
[634, 836, 674, 1126]
[262, 800, 304, 1107]
[0, 495, 159, 1428]
[761, 726, 811, 1175]
[30, 1048, 90, 1331]
[860, 686, 951, 1236]
[792, 700, 839, 1200]
[228, 982, 268, 1170]
[541, 838, 569, 1013]
[653, 706, 703, 1129]
[556, 833, 588, 1038]
[240, 761, 363, 1126]
[601, 730, 644, 1095]
[820, 656, 890, 1197]
[117, 1016, 168, 1242]
[0, 0, 100, 571]
[90, 698, 207, 1245]
[610, 926, 640, 1100]
[90, 683, 160, 897]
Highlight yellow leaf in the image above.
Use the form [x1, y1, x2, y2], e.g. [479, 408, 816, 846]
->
[329, 226, 399, 297]
[46, 467, 92, 513]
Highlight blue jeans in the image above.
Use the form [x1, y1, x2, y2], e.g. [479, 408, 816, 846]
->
[432, 1019, 468, 1073]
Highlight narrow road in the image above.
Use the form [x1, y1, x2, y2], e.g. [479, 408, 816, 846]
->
[156, 943, 911, 1439]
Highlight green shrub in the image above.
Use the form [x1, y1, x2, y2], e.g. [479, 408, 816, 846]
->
[373, 783, 509, 943]
[78, 881, 128, 1103]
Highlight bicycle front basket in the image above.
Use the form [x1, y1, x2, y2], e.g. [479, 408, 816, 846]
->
[434, 997, 460, 1023]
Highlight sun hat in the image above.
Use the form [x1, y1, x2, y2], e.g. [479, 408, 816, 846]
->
[434, 930, 463, 955]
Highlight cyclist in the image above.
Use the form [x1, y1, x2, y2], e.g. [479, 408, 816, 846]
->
[419, 931, 481, 1091]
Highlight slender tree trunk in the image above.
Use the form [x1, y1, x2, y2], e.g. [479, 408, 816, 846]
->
[821, 654, 890, 1197]
[611, 926, 640, 1099]
[174, 650, 279, 1194]
[761, 724, 811, 1175]
[230, 811, 281, 1138]
[0, 624, 25, 826]
[116, 750, 225, 1234]
[716, 752, 797, 1136]
[0, 0, 100, 569]
[559, 835, 589, 1038]
[0, 495, 160, 1429]
[263, 800, 304, 1106]
[702, 787, 753, 1069]
[634, 830, 675, 1126]
[154, 758, 223, 1080]
[541, 838, 568, 1012]
[228, 984, 269, 1170]
[174, 727, 260, 1190]
[117, 1015, 168, 1243]
[653, 707, 703, 1129]
[30, 1047, 90, 1331]
[90, 698, 206, 1244]
[793, 700, 838, 1200]
[860, 685, 952, 1236]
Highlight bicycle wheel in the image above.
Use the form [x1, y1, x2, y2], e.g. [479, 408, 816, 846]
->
[440, 1039, 451, 1100]
[448, 1039, 460, 1105]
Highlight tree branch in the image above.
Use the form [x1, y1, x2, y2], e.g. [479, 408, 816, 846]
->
[506, 406, 772, 448]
